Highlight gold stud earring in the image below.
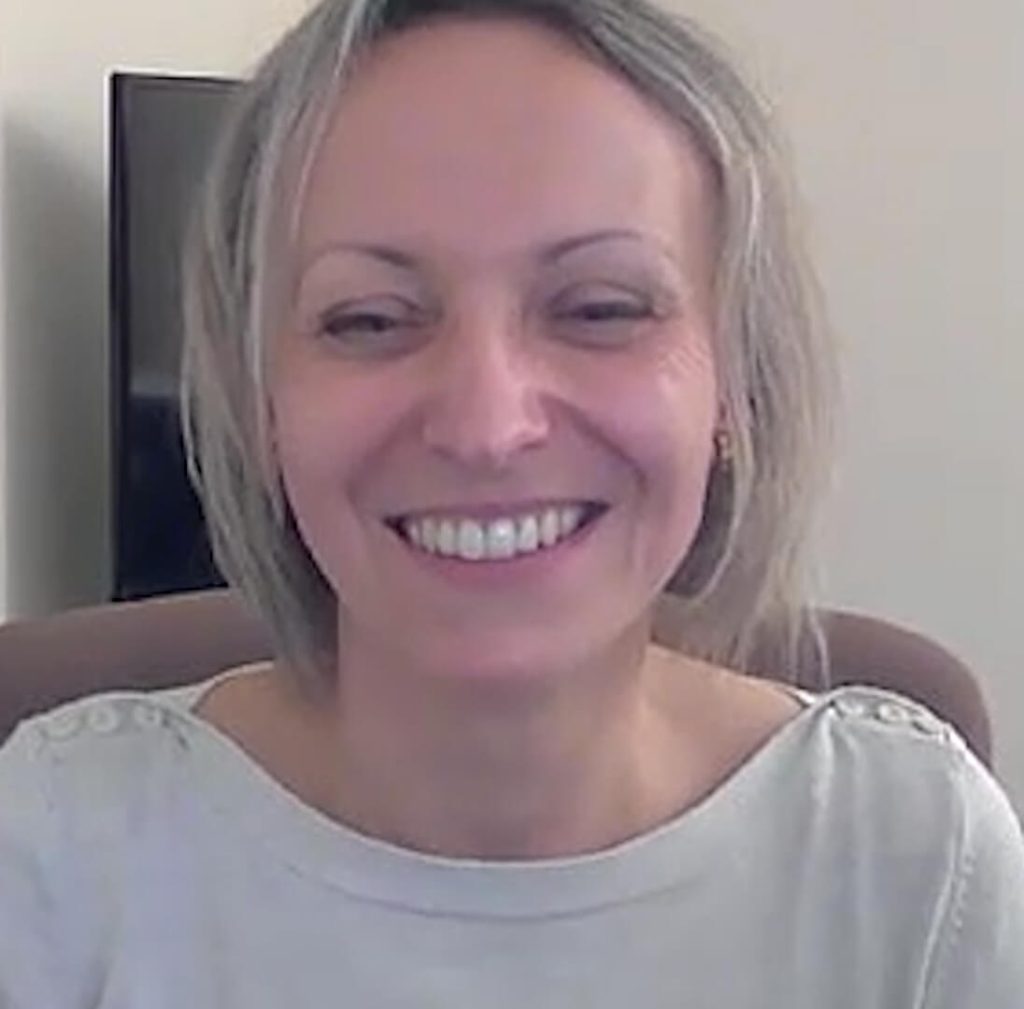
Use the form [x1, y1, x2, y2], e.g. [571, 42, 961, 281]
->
[713, 428, 734, 466]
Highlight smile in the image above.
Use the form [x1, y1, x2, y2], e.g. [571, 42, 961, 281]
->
[385, 502, 608, 563]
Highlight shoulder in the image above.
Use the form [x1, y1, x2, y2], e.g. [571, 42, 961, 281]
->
[3, 684, 194, 757]
[802, 684, 985, 811]
[808, 682, 966, 768]
[774, 684, 1024, 999]
[0, 688, 207, 886]
[812, 686, 1024, 1006]
[801, 683, 1023, 889]
[0, 690, 181, 1003]
[745, 682, 1015, 879]
[0, 686, 204, 846]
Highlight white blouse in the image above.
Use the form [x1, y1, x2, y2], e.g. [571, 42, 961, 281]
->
[1, 670, 1022, 1007]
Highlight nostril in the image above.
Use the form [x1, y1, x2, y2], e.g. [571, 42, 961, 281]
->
[421, 389, 551, 468]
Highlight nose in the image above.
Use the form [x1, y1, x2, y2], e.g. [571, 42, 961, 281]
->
[421, 312, 551, 471]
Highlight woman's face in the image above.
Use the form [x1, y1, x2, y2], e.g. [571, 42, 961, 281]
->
[271, 18, 721, 681]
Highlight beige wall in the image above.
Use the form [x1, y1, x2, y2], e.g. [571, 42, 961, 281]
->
[1, 1, 1021, 804]
[0, 0, 313, 618]
[670, 0, 1023, 806]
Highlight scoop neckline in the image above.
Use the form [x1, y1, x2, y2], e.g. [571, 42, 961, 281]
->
[150, 664, 828, 919]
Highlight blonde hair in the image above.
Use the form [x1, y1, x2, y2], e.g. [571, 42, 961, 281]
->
[181, 0, 838, 693]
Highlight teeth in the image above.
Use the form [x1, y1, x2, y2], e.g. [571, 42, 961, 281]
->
[559, 505, 583, 537]
[397, 504, 596, 562]
[517, 514, 540, 553]
[457, 520, 486, 560]
[420, 517, 437, 553]
[436, 520, 456, 556]
[539, 509, 560, 548]
[486, 518, 518, 559]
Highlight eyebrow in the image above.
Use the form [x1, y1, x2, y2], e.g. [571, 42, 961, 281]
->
[296, 229, 676, 280]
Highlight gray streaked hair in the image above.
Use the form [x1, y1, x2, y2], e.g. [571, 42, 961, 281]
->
[180, 0, 838, 694]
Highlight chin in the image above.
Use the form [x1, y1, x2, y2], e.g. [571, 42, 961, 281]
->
[383, 609, 646, 685]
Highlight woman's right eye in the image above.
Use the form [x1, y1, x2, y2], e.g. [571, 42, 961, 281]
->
[321, 311, 401, 337]
[315, 298, 427, 355]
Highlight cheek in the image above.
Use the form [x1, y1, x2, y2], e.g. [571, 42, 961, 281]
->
[271, 355, 397, 482]
[584, 333, 719, 573]
[640, 353, 719, 582]
[581, 332, 718, 490]
[268, 365, 398, 567]
[271, 378, 343, 503]
[270, 389, 347, 589]
[650, 337, 719, 484]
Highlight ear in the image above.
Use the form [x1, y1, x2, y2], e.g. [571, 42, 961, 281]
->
[256, 396, 284, 505]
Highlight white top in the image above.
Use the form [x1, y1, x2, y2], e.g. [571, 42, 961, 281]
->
[0, 670, 1022, 1008]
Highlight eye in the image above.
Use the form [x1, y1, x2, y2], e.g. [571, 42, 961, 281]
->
[549, 284, 659, 346]
[322, 310, 399, 337]
[564, 300, 654, 323]
[315, 296, 429, 356]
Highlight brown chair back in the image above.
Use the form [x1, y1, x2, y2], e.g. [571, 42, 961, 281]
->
[0, 589, 992, 766]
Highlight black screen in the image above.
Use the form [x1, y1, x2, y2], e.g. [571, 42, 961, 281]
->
[109, 73, 240, 600]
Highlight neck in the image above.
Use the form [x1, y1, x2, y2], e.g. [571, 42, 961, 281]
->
[304, 623, 718, 860]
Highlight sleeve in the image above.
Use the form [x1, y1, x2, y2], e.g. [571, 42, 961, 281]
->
[0, 721, 78, 1008]
[920, 743, 1024, 1008]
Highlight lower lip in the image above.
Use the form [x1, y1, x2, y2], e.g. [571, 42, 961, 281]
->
[386, 511, 608, 588]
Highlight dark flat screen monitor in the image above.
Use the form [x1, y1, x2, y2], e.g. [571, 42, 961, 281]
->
[109, 72, 240, 601]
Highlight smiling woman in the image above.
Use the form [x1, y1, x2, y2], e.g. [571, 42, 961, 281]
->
[183, 0, 837, 692]
[266, 20, 729, 691]
[1, 0, 1022, 1006]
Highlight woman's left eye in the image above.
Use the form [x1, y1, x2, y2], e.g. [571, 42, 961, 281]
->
[548, 287, 659, 347]
[561, 300, 653, 323]
[549, 282, 659, 329]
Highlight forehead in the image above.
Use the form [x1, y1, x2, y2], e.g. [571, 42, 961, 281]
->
[295, 17, 717, 269]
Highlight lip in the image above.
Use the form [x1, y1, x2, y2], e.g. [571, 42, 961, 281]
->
[382, 503, 610, 588]
[384, 498, 607, 523]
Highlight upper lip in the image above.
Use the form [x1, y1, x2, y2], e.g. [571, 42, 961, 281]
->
[384, 499, 608, 522]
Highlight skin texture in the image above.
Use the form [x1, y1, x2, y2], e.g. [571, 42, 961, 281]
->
[198, 17, 801, 859]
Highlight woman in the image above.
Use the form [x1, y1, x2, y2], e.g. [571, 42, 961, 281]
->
[1, 0, 1021, 1004]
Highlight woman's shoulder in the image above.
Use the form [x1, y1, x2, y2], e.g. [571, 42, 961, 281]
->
[787, 681, 978, 798]
[806, 681, 960, 749]
[0, 677, 241, 1006]
[4, 673, 212, 749]
[686, 657, 1010, 838]
[805, 681, 986, 784]
[2, 681, 189, 759]
[0, 661, 266, 766]
[0, 674, 238, 840]
[802, 682, 1024, 1002]
[775, 682, 1022, 873]
[646, 652, 1012, 866]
